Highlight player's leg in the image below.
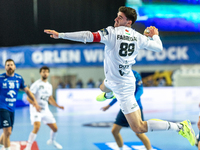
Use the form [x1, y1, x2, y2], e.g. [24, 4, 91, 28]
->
[0, 109, 14, 150]
[46, 123, 62, 149]
[111, 124, 123, 149]
[25, 121, 41, 150]
[44, 111, 62, 149]
[96, 79, 115, 101]
[125, 110, 196, 145]
[3, 127, 12, 149]
[47, 123, 58, 141]
[135, 108, 152, 150]
[135, 133, 152, 150]
[0, 132, 4, 146]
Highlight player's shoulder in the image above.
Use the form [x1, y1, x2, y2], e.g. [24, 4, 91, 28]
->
[31, 79, 41, 86]
[46, 81, 52, 87]
[14, 73, 23, 79]
[0, 73, 6, 78]
[99, 26, 114, 36]
[132, 70, 141, 78]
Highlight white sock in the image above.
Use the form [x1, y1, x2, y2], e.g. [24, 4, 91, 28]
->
[147, 120, 182, 132]
[105, 92, 114, 99]
[50, 130, 57, 141]
[119, 147, 123, 150]
[5, 148, 10, 150]
[0, 144, 3, 148]
[26, 132, 37, 149]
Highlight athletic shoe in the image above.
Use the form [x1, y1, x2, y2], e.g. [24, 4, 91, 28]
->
[0, 144, 4, 150]
[96, 92, 115, 101]
[195, 134, 199, 147]
[179, 120, 196, 146]
[47, 139, 63, 149]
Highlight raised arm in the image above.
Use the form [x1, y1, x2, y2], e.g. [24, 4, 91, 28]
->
[142, 26, 163, 52]
[44, 29, 95, 43]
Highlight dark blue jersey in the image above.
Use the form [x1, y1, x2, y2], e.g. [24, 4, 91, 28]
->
[0, 73, 27, 112]
[109, 70, 143, 109]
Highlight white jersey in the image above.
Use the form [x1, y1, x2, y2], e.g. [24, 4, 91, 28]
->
[29, 79, 52, 113]
[98, 26, 162, 83]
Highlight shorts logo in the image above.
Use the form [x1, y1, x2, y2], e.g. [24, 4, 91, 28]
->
[3, 120, 9, 126]
[131, 103, 138, 109]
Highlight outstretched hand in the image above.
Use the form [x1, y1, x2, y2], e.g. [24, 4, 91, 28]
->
[144, 26, 159, 38]
[44, 29, 59, 39]
[58, 106, 64, 110]
[101, 105, 110, 111]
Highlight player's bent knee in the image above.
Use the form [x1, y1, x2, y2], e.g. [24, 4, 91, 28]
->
[53, 127, 58, 132]
[4, 130, 12, 137]
[111, 128, 118, 136]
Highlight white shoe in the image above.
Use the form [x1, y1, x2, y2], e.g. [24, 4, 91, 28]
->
[47, 139, 63, 149]
[0, 144, 4, 150]
[196, 134, 199, 147]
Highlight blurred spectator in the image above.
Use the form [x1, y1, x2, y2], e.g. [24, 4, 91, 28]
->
[65, 80, 71, 89]
[57, 80, 65, 89]
[96, 79, 103, 88]
[76, 79, 83, 88]
[157, 77, 166, 87]
[87, 78, 95, 88]
[29, 78, 35, 87]
[144, 76, 154, 87]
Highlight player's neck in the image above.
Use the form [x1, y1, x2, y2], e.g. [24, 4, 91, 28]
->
[41, 78, 47, 82]
[6, 72, 14, 77]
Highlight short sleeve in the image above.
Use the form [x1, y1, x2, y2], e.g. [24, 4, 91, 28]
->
[49, 84, 53, 96]
[20, 77, 27, 89]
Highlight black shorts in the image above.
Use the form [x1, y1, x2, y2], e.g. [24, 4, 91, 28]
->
[114, 108, 144, 127]
[0, 109, 15, 129]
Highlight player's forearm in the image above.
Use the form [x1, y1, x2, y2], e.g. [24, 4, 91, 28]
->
[58, 31, 94, 43]
[146, 35, 163, 52]
[26, 90, 38, 106]
[26, 96, 35, 105]
[49, 97, 59, 107]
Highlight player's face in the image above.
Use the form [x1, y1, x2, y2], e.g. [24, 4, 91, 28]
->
[114, 12, 130, 27]
[40, 69, 49, 80]
[5, 61, 16, 76]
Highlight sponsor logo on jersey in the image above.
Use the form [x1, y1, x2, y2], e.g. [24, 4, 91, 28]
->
[100, 28, 109, 36]
[2, 83, 7, 88]
[117, 35, 137, 41]
[138, 80, 143, 85]
[7, 90, 16, 98]
[39, 85, 44, 89]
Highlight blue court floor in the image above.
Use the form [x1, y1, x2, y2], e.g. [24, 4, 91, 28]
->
[7, 103, 199, 150]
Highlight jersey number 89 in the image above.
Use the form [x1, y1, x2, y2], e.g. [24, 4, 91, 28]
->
[119, 43, 135, 57]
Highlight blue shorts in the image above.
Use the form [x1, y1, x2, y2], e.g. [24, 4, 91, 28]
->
[0, 109, 14, 129]
[114, 108, 144, 127]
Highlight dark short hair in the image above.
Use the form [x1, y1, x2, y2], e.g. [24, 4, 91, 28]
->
[118, 6, 137, 25]
[5, 59, 15, 65]
[39, 66, 50, 73]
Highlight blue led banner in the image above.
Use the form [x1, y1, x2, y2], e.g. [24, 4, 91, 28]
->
[0, 43, 199, 68]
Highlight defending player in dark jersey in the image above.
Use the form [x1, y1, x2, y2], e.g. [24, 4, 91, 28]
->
[0, 59, 40, 150]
